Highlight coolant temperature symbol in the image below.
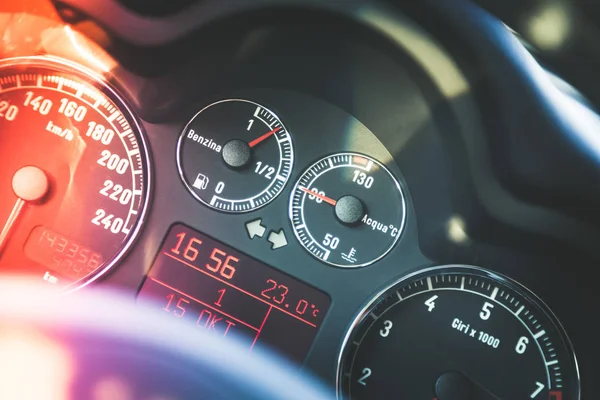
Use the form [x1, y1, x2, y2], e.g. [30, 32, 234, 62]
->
[289, 153, 406, 268]
[341, 248, 357, 264]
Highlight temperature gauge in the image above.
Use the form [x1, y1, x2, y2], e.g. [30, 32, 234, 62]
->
[177, 99, 294, 213]
[289, 153, 406, 268]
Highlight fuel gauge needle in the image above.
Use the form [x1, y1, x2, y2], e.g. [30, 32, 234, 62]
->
[0, 166, 49, 255]
[248, 126, 281, 148]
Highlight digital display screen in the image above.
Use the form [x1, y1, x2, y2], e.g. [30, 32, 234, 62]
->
[24, 226, 104, 280]
[137, 224, 331, 363]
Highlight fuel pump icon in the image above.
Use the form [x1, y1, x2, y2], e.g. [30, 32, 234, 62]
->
[193, 173, 209, 190]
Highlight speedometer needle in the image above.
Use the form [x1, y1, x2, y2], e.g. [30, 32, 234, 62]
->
[0, 166, 49, 254]
[0, 200, 25, 255]
[248, 126, 281, 148]
[299, 187, 337, 206]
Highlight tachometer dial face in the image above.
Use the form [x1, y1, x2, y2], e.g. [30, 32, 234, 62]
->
[289, 153, 406, 268]
[0, 57, 151, 291]
[338, 266, 580, 400]
[177, 99, 294, 213]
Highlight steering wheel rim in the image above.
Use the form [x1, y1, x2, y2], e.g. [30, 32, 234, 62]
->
[0, 279, 333, 400]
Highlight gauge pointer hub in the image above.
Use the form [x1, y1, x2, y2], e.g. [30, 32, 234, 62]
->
[0, 166, 49, 254]
[298, 188, 365, 225]
[222, 127, 282, 169]
[222, 139, 252, 169]
[435, 372, 472, 400]
[334, 195, 365, 225]
[435, 371, 501, 400]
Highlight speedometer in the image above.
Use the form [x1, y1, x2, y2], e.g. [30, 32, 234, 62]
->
[0, 56, 151, 291]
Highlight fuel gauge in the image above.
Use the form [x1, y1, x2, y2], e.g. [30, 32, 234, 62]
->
[177, 99, 294, 213]
[289, 153, 406, 268]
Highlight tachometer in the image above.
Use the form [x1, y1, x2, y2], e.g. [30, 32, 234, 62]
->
[0, 56, 151, 291]
[337, 265, 580, 400]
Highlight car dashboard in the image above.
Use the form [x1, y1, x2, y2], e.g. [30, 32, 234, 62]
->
[0, 0, 598, 399]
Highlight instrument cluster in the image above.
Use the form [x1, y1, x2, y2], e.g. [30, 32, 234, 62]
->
[0, 1, 596, 399]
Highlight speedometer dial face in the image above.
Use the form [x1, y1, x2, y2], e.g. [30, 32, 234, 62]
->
[338, 266, 580, 400]
[0, 57, 150, 291]
[289, 153, 406, 268]
[177, 99, 294, 213]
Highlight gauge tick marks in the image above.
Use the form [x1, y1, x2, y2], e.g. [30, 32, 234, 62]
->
[178, 99, 294, 213]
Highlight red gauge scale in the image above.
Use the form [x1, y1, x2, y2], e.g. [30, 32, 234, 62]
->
[289, 153, 406, 268]
[0, 57, 151, 290]
[177, 99, 294, 213]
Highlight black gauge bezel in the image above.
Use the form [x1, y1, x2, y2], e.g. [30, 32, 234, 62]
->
[336, 265, 581, 400]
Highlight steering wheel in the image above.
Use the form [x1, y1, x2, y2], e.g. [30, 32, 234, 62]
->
[0, 279, 332, 400]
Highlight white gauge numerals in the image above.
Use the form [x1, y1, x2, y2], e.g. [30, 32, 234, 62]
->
[177, 99, 294, 213]
[339, 267, 579, 400]
[531, 382, 545, 398]
[357, 368, 371, 386]
[23, 91, 52, 115]
[289, 152, 406, 268]
[425, 295, 438, 312]
[254, 161, 275, 180]
[97, 150, 130, 175]
[86, 122, 115, 145]
[352, 170, 374, 188]
[379, 320, 393, 337]
[516, 336, 530, 355]
[480, 302, 494, 320]
[323, 233, 340, 250]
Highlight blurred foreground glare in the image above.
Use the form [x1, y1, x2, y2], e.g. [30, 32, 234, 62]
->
[0, 327, 180, 400]
[0, 328, 72, 400]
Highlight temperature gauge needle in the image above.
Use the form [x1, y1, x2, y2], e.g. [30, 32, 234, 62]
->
[299, 186, 366, 225]
[248, 126, 281, 148]
[299, 187, 337, 206]
[0, 166, 49, 254]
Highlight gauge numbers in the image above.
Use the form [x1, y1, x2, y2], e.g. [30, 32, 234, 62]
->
[290, 153, 406, 268]
[177, 99, 294, 213]
[0, 56, 150, 290]
[338, 266, 580, 400]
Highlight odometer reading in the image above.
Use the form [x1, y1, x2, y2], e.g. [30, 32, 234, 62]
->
[137, 224, 331, 364]
[177, 99, 294, 213]
[338, 266, 580, 400]
[24, 226, 104, 280]
[0, 57, 150, 290]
